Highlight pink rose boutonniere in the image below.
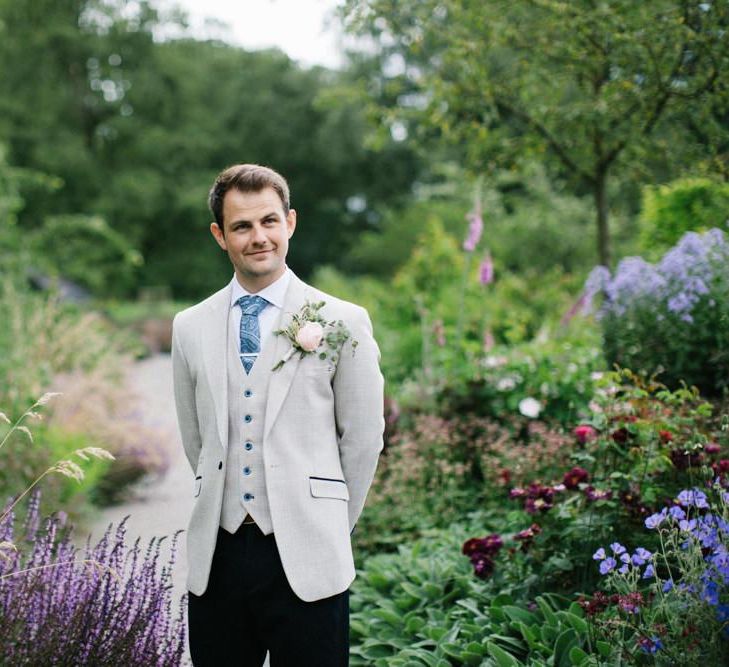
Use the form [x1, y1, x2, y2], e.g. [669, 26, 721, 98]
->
[272, 300, 357, 371]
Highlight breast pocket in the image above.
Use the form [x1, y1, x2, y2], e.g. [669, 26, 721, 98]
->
[309, 476, 349, 501]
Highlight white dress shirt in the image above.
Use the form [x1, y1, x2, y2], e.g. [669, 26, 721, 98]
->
[229, 267, 291, 355]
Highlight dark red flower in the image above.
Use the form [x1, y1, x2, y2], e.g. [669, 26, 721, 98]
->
[472, 557, 494, 579]
[670, 448, 703, 470]
[658, 430, 673, 443]
[711, 459, 729, 477]
[499, 468, 512, 485]
[612, 427, 630, 444]
[563, 466, 590, 490]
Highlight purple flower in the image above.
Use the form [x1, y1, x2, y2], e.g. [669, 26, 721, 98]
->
[645, 509, 668, 529]
[600, 557, 617, 575]
[662, 580, 674, 592]
[479, 253, 494, 285]
[593, 547, 606, 560]
[610, 542, 627, 555]
[642, 564, 655, 579]
[638, 636, 664, 654]
[669, 505, 686, 521]
[631, 548, 652, 565]
[677, 489, 709, 508]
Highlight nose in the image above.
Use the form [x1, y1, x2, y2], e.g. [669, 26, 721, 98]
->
[251, 224, 267, 245]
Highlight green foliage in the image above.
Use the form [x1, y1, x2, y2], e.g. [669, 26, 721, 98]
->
[429, 327, 605, 426]
[639, 177, 729, 256]
[30, 214, 143, 296]
[350, 527, 600, 666]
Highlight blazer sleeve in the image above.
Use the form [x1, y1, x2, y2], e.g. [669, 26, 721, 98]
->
[332, 305, 385, 531]
[171, 314, 202, 473]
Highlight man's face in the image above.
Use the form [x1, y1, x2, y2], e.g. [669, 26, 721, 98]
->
[210, 186, 296, 292]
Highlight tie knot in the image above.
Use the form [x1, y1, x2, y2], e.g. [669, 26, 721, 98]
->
[237, 295, 269, 317]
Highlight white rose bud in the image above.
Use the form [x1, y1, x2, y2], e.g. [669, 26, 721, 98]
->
[295, 322, 324, 352]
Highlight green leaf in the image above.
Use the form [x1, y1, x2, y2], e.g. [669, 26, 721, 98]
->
[536, 596, 558, 627]
[487, 642, 522, 667]
[553, 628, 578, 667]
[441, 642, 464, 659]
[569, 646, 589, 665]
[372, 608, 402, 626]
[596, 641, 612, 657]
[563, 611, 588, 634]
[503, 605, 539, 625]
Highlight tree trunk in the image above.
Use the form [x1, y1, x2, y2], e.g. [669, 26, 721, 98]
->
[594, 170, 610, 267]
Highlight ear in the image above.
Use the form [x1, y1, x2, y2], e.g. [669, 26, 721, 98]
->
[210, 222, 227, 251]
[286, 209, 297, 239]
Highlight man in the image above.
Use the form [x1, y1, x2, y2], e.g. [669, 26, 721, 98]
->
[171, 164, 384, 666]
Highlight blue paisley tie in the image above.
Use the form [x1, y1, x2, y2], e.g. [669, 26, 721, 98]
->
[236, 295, 269, 374]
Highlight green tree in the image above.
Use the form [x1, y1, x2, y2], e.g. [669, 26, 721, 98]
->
[340, 0, 729, 266]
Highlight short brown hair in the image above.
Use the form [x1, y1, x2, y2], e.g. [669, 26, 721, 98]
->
[208, 163, 291, 230]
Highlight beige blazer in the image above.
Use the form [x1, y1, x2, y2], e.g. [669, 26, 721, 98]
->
[171, 272, 384, 601]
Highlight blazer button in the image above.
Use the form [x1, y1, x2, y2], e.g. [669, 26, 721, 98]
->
[244, 442, 253, 451]
[218, 461, 223, 470]
[244, 415, 252, 423]
[244, 389, 252, 397]
[243, 493, 254, 501]
[243, 466, 251, 476]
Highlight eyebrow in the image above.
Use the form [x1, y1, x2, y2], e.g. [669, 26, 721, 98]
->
[230, 211, 280, 226]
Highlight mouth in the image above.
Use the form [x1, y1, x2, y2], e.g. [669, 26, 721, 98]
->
[248, 249, 272, 256]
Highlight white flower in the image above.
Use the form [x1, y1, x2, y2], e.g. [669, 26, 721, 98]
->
[496, 377, 517, 391]
[483, 355, 508, 369]
[590, 371, 604, 381]
[518, 397, 541, 418]
[295, 321, 324, 352]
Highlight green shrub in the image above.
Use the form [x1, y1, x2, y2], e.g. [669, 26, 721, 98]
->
[639, 177, 729, 256]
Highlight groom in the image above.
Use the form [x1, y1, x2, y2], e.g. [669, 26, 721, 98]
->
[171, 164, 385, 666]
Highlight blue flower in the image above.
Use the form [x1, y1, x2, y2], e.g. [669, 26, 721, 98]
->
[600, 558, 617, 575]
[677, 489, 709, 509]
[631, 548, 652, 565]
[645, 509, 668, 529]
[610, 542, 627, 555]
[669, 505, 686, 521]
[662, 580, 674, 592]
[639, 636, 664, 654]
[642, 564, 655, 579]
[593, 547, 606, 560]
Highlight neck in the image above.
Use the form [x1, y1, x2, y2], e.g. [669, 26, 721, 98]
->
[235, 267, 285, 294]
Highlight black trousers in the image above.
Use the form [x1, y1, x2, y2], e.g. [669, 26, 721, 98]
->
[188, 524, 349, 666]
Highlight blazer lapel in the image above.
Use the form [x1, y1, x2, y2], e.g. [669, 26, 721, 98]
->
[264, 272, 311, 440]
[201, 284, 231, 450]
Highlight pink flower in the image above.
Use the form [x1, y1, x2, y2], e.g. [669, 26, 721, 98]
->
[295, 321, 323, 352]
[463, 195, 483, 252]
[482, 329, 495, 353]
[479, 253, 494, 285]
[574, 424, 597, 444]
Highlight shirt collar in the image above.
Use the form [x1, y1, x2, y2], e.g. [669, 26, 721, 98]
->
[229, 266, 291, 310]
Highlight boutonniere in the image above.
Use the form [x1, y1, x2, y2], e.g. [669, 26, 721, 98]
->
[272, 300, 357, 371]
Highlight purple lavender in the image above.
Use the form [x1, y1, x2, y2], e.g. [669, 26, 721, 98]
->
[0, 492, 186, 665]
